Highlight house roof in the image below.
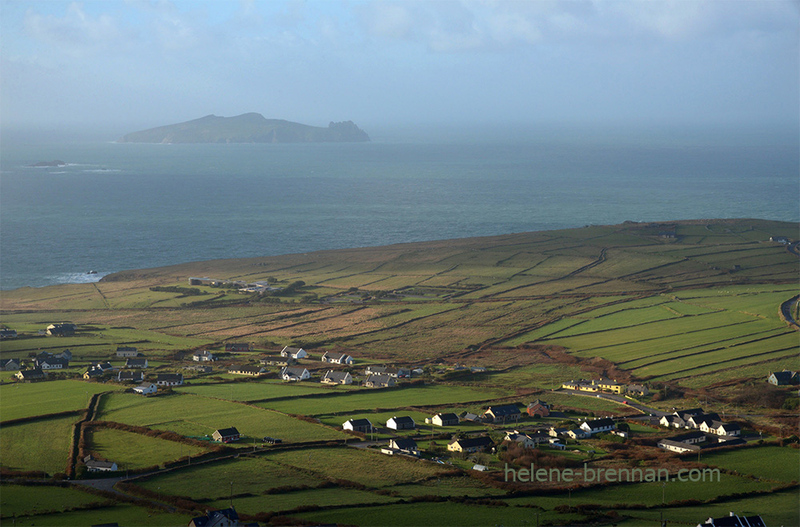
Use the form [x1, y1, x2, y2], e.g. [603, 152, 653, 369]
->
[85, 459, 116, 470]
[451, 436, 494, 449]
[134, 382, 156, 390]
[670, 431, 706, 442]
[388, 416, 415, 426]
[770, 370, 798, 383]
[675, 408, 704, 419]
[230, 365, 263, 373]
[486, 404, 521, 416]
[125, 358, 147, 366]
[190, 508, 239, 527]
[366, 374, 393, 384]
[528, 400, 549, 408]
[214, 427, 240, 437]
[322, 370, 350, 382]
[117, 346, 137, 351]
[156, 373, 183, 381]
[282, 346, 304, 354]
[282, 366, 308, 376]
[17, 369, 44, 379]
[583, 418, 615, 429]
[345, 418, 373, 428]
[323, 351, 349, 360]
[391, 437, 418, 450]
[434, 412, 459, 422]
[118, 371, 143, 380]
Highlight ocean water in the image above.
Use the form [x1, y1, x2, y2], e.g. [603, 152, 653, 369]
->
[1, 128, 798, 290]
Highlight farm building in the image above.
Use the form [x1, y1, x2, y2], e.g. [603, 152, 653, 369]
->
[364, 374, 395, 388]
[427, 413, 459, 426]
[35, 357, 69, 370]
[526, 400, 550, 417]
[133, 382, 157, 395]
[228, 365, 266, 376]
[156, 373, 183, 386]
[117, 371, 144, 383]
[386, 416, 415, 430]
[0, 358, 20, 371]
[84, 456, 118, 472]
[448, 436, 494, 453]
[189, 507, 240, 527]
[321, 351, 354, 365]
[343, 418, 375, 433]
[767, 370, 799, 385]
[579, 418, 616, 435]
[193, 350, 215, 362]
[0, 329, 18, 339]
[115, 346, 138, 358]
[280, 346, 307, 359]
[212, 427, 241, 443]
[321, 370, 352, 385]
[15, 369, 45, 382]
[46, 323, 76, 336]
[260, 355, 295, 367]
[483, 404, 521, 423]
[280, 366, 311, 381]
[225, 343, 251, 353]
[125, 358, 148, 368]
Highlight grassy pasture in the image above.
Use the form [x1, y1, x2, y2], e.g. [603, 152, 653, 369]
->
[174, 380, 334, 401]
[97, 392, 348, 442]
[257, 384, 510, 416]
[696, 446, 800, 482]
[88, 427, 207, 470]
[0, 415, 75, 474]
[208, 487, 397, 515]
[6, 503, 192, 526]
[0, 484, 112, 517]
[268, 447, 453, 487]
[0, 380, 117, 422]
[678, 357, 800, 388]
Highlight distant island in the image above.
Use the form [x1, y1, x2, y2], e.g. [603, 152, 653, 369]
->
[117, 113, 370, 144]
[30, 160, 66, 167]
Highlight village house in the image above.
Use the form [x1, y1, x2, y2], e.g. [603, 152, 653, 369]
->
[320, 370, 352, 385]
[702, 421, 741, 437]
[46, 323, 76, 336]
[260, 355, 295, 367]
[83, 455, 118, 472]
[343, 418, 375, 433]
[595, 378, 626, 394]
[364, 374, 396, 388]
[321, 351, 354, 365]
[225, 343, 251, 353]
[567, 428, 590, 440]
[156, 373, 183, 386]
[133, 382, 157, 395]
[448, 436, 494, 454]
[212, 427, 241, 443]
[505, 430, 549, 448]
[687, 413, 720, 430]
[769, 235, 790, 244]
[83, 367, 105, 380]
[0, 358, 20, 371]
[483, 404, 522, 424]
[767, 370, 799, 386]
[562, 378, 627, 395]
[387, 438, 419, 456]
[626, 384, 650, 396]
[117, 370, 144, 383]
[364, 365, 410, 378]
[427, 413, 460, 427]
[35, 356, 69, 370]
[280, 366, 311, 382]
[189, 507, 240, 527]
[125, 358, 148, 369]
[15, 369, 45, 382]
[549, 427, 569, 438]
[386, 416, 415, 430]
[280, 346, 308, 360]
[193, 350, 215, 362]
[115, 346, 138, 358]
[228, 365, 266, 377]
[0, 328, 18, 339]
[526, 400, 550, 417]
[579, 418, 616, 435]
[700, 512, 766, 527]
[184, 365, 213, 373]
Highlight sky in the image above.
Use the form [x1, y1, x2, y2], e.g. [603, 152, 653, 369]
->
[1, 0, 798, 136]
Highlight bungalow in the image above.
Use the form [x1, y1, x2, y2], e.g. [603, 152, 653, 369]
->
[92, 362, 114, 373]
[448, 436, 494, 454]
[321, 351, 354, 365]
[115, 346, 138, 358]
[225, 343, 251, 353]
[83, 367, 105, 380]
[364, 365, 410, 378]
[483, 404, 521, 424]
[188, 507, 240, 527]
[388, 437, 419, 456]
[280, 366, 311, 381]
[36, 357, 69, 370]
[386, 416, 415, 430]
[343, 418, 375, 433]
[505, 431, 546, 448]
[0, 358, 20, 371]
[701, 512, 766, 527]
[193, 350, 215, 362]
[184, 364, 213, 373]
[549, 427, 568, 438]
[526, 400, 550, 418]
[364, 374, 395, 388]
[280, 346, 307, 360]
[228, 365, 266, 377]
[687, 413, 720, 430]
[260, 355, 295, 367]
[767, 370, 799, 386]
[658, 438, 703, 454]
[627, 384, 650, 396]
[704, 421, 741, 437]
[566, 429, 589, 440]
[133, 382, 157, 395]
[769, 235, 790, 244]
[125, 358, 148, 369]
[46, 323, 76, 336]
[212, 427, 241, 443]
[579, 418, 616, 435]
[659, 415, 686, 428]
[84, 456, 117, 472]
[320, 370, 352, 385]
[156, 373, 183, 386]
[0, 328, 18, 339]
[15, 369, 45, 382]
[428, 413, 460, 427]
[117, 370, 144, 383]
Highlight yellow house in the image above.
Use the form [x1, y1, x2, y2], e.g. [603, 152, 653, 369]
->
[595, 378, 626, 394]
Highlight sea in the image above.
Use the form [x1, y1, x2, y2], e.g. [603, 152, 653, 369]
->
[1, 125, 798, 291]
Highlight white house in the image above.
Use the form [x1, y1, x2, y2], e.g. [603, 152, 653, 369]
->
[193, 350, 215, 362]
[133, 382, 158, 395]
[343, 418, 374, 433]
[386, 416, 415, 430]
[84, 456, 118, 472]
[321, 351, 354, 365]
[579, 418, 616, 435]
[321, 370, 352, 385]
[280, 346, 307, 360]
[280, 366, 311, 381]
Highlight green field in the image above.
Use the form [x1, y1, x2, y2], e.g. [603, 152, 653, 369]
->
[88, 427, 208, 470]
[0, 484, 113, 517]
[0, 380, 119, 422]
[0, 415, 76, 474]
[698, 445, 800, 482]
